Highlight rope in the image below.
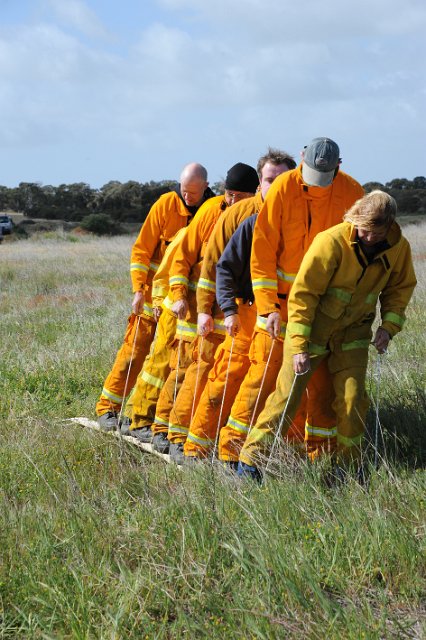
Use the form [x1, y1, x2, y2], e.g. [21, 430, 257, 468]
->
[373, 352, 384, 470]
[173, 335, 184, 405]
[264, 368, 309, 474]
[211, 337, 234, 462]
[117, 314, 141, 428]
[189, 336, 205, 424]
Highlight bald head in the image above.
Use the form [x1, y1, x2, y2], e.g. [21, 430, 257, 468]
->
[179, 162, 209, 207]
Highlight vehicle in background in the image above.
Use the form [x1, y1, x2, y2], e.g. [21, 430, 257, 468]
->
[0, 215, 13, 234]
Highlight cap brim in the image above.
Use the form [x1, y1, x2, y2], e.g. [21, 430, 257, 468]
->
[302, 163, 335, 187]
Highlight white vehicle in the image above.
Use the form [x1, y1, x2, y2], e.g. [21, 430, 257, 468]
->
[0, 215, 13, 234]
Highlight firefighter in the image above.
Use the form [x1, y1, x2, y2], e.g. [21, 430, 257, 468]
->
[220, 138, 365, 470]
[238, 191, 417, 478]
[120, 227, 187, 439]
[177, 149, 296, 464]
[150, 163, 260, 453]
[95, 163, 214, 431]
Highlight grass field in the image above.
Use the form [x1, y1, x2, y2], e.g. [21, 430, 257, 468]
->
[0, 223, 425, 639]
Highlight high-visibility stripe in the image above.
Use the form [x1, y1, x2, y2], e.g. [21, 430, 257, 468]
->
[327, 287, 352, 303]
[153, 415, 169, 428]
[287, 321, 311, 337]
[341, 339, 370, 351]
[186, 431, 214, 448]
[226, 415, 250, 435]
[252, 278, 277, 291]
[305, 423, 337, 438]
[365, 292, 378, 305]
[162, 295, 174, 311]
[168, 423, 189, 436]
[101, 387, 123, 403]
[337, 432, 363, 447]
[309, 343, 329, 355]
[198, 277, 216, 292]
[143, 302, 154, 318]
[256, 315, 286, 338]
[176, 320, 197, 339]
[277, 269, 296, 283]
[130, 262, 149, 273]
[213, 318, 226, 336]
[383, 311, 405, 327]
[169, 275, 189, 287]
[141, 370, 165, 390]
[149, 262, 159, 273]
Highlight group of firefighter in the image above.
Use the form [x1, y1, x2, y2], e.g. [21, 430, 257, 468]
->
[94, 137, 416, 481]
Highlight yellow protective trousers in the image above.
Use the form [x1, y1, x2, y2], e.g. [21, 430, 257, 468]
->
[218, 327, 289, 461]
[151, 335, 195, 434]
[127, 305, 177, 430]
[218, 325, 337, 462]
[184, 301, 256, 457]
[168, 329, 225, 444]
[151, 288, 199, 434]
[96, 313, 156, 416]
[239, 340, 370, 469]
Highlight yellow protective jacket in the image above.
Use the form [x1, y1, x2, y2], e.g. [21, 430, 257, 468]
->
[130, 191, 194, 294]
[286, 221, 417, 355]
[151, 227, 187, 308]
[169, 195, 226, 302]
[251, 165, 364, 315]
[197, 191, 264, 315]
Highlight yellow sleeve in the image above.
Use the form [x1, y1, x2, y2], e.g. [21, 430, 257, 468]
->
[196, 197, 257, 314]
[379, 239, 417, 337]
[250, 179, 284, 315]
[169, 203, 215, 302]
[130, 194, 169, 292]
[151, 227, 187, 306]
[286, 233, 340, 354]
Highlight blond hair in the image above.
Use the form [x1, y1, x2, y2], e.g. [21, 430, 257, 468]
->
[343, 190, 397, 231]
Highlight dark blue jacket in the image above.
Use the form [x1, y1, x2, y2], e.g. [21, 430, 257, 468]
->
[216, 214, 257, 317]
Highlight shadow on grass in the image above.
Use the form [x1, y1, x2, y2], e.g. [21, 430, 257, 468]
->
[365, 398, 426, 469]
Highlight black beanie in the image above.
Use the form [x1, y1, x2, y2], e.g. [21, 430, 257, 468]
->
[224, 162, 259, 193]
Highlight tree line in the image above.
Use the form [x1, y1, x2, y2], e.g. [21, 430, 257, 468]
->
[0, 176, 424, 234]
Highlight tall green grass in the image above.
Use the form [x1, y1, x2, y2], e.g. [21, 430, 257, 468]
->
[0, 228, 425, 638]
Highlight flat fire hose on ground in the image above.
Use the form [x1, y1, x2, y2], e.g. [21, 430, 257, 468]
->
[66, 417, 172, 463]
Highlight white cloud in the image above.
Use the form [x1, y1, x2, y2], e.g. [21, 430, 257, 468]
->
[45, 0, 110, 39]
[0, 0, 424, 186]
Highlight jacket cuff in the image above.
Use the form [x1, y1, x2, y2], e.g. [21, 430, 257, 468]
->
[380, 322, 399, 339]
[222, 305, 238, 318]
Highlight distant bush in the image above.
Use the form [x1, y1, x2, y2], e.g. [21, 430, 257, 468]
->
[80, 213, 123, 235]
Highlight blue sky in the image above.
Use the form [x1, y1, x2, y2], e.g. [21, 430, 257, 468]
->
[1, 0, 425, 189]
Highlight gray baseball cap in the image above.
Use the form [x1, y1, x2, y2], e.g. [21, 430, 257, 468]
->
[302, 137, 340, 187]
